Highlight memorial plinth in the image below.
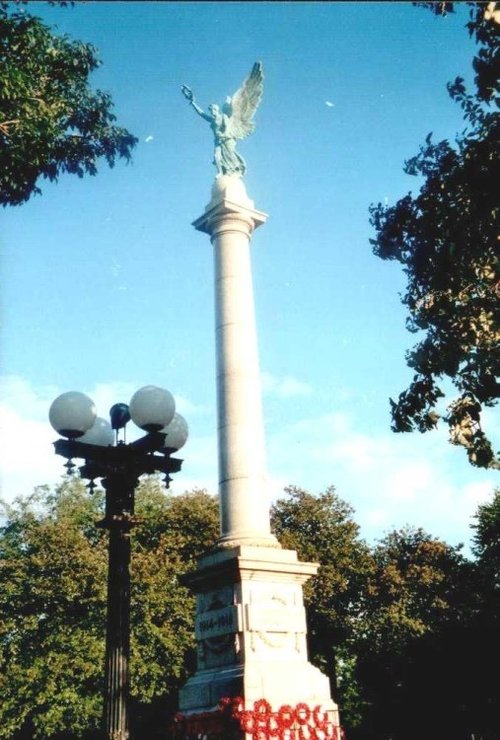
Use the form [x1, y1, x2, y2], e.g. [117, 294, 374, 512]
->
[178, 176, 339, 730]
[179, 545, 338, 717]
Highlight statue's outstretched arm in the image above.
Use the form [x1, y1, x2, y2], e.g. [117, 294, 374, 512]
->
[192, 101, 211, 122]
[181, 85, 211, 122]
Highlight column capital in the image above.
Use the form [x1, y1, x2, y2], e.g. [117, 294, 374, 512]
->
[192, 176, 268, 237]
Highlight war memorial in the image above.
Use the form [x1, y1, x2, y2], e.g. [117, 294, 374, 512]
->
[175, 63, 342, 740]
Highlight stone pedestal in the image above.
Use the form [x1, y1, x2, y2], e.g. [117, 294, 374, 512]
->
[179, 546, 339, 721]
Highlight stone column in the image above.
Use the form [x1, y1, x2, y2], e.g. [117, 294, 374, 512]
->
[193, 175, 278, 548]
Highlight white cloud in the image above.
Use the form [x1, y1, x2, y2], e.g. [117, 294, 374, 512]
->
[173, 394, 209, 417]
[265, 409, 497, 551]
[0, 378, 63, 500]
[261, 372, 313, 398]
[0, 375, 59, 421]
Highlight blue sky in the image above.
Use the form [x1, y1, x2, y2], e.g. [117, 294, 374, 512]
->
[1, 2, 497, 553]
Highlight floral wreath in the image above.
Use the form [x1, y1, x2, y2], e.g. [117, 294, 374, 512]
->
[169, 696, 345, 739]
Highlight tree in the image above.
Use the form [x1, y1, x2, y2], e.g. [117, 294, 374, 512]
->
[0, 477, 219, 738]
[270, 485, 375, 730]
[0, 3, 137, 206]
[352, 526, 479, 740]
[0, 480, 107, 738]
[472, 486, 500, 577]
[369, 2, 499, 469]
[465, 489, 500, 738]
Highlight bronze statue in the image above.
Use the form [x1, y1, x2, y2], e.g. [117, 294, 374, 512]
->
[181, 62, 264, 177]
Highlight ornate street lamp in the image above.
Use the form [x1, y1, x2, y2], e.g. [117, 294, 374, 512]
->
[49, 385, 188, 740]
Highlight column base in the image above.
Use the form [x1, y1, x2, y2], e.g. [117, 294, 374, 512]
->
[216, 533, 281, 550]
[179, 546, 339, 724]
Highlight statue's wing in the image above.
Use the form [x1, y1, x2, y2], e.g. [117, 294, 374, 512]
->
[227, 62, 264, 140]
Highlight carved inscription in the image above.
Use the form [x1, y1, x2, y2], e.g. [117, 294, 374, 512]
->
[195, 605, 241, 640]
[196, 589, 240, 667]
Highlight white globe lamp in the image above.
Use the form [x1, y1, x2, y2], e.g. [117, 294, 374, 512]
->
[49, 391, 97, 439]
[129, 385, 176, 432]
[79, 417, 115, 446]
[161, 412, 189, 451]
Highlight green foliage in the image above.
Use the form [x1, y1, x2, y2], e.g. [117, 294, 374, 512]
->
[370, 2, 499, 468]
[0, 477, 219, 738]
[0, 480, 107, 737]
[472, 487, 500, 569]
[2, 478, 499, 738]
[365, 527, 466, 646]
[0, 4, 137, 205]
[352, 526, 477, 740]
[470, 488, 500, 632]
[466, 489, 500, 738]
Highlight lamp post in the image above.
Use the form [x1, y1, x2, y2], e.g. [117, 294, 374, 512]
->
[49, 385, 188, 740]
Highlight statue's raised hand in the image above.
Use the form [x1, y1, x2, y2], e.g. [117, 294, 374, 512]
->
[181, 85, 194, 102]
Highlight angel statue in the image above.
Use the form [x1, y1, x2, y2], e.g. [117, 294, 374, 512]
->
[181, 62, 264, 177]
